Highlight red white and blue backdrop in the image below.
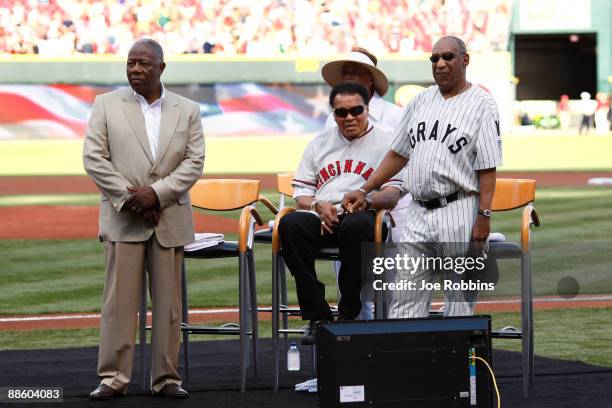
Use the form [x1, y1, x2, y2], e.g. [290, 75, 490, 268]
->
[0, 83, 332, 139]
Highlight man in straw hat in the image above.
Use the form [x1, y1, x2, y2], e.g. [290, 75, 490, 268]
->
[321, 47, 410, 320]
[322, 47, 403, 135]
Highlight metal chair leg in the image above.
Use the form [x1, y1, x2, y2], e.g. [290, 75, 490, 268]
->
[243, 257, 251, 372]
[526, 252, 535, 390]
[311, 344, 317, 379]
[382, 267, 391, 319]
[247, 249, 258, 378]
[181, 258, 190, 386]
[272, 253, 280, 392]
[374, 267, 383, 320]
[521, 252, 531, 398]
[239, 252, 248, 393]
[279, 259, 289, 352]
[139, 266, 148, 390]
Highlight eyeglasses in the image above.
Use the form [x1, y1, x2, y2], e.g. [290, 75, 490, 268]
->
[333, 105, 365, 118]
[429, 52, 463, 63]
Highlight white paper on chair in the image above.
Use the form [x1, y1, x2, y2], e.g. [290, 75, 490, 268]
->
[488, 232, 506, 242]
[295, 378, 317, 392]
[184, 233, 224, 251]
[483, 232, 505, 256]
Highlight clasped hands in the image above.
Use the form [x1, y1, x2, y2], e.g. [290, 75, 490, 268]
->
[341, 189, 369, 214]
[316, 191, 369, 235]
[125, 186, 161, 227]
[341, 188, 491, 244]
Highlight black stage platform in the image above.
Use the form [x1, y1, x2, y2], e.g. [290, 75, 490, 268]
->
[1, 339, 611, 407]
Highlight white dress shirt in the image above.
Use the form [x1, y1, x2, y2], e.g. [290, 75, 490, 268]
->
[134, 83, 166, 159]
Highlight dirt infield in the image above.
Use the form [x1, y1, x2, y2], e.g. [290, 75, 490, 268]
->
[1, 295, 611, 331]
[1, 173, 610, 331]
[1, 171, 610, 240]
[0, 174, 281, 195]
[1, 172, 612, 196]
[0, 206, 240, 239]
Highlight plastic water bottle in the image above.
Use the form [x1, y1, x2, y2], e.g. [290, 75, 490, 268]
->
[287, 342, 300, 371]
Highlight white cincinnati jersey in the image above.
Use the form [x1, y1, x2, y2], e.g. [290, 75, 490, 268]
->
[390, 85, 502, 201]
[293, 125, 406, 204]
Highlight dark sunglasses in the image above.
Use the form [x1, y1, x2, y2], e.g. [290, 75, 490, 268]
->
[333, 105, 365, 118]
[429, 52, 463, 63]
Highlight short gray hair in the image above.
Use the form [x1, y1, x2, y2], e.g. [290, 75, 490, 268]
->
[131, 39, 164, 63]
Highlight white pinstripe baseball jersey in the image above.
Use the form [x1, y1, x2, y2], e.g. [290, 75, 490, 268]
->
[390, 85, 502, 201]
[387, 84, 502, 319]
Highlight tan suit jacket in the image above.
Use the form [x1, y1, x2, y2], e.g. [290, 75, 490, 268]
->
[83, 87, 205, 247]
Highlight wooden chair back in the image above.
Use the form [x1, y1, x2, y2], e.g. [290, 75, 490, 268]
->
[190, 179, 260, 211]
[276, 173, 294, 197]
[491, 178, 536, 211]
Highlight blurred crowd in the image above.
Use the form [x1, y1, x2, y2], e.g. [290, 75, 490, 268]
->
[517, 92, 611, 134]
[0, 0, 511, 56]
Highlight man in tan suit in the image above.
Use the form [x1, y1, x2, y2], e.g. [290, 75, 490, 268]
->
[83, 39, 204, 400]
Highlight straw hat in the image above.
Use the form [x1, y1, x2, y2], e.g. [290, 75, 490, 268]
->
[321, 51, 389, 96]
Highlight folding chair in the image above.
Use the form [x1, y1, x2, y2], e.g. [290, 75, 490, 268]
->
[270, 195, 391, 391]
[256, 172, 370, 341]
[489, 178, 540, 397]
[253, 173, 297, 347]
[252, 173, 293, 244]
[138, 179, 264, 393]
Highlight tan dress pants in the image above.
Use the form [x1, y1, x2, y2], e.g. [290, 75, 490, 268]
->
[96, 235, 183, 393]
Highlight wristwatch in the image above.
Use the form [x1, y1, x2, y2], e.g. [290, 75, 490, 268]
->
[478, 208, 492, 218]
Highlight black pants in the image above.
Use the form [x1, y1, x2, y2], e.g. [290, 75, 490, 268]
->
[278, 210, 383, 321]
[579, 114, 592, 134]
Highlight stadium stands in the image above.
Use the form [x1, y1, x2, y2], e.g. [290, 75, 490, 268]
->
[0, 0, 511, 56]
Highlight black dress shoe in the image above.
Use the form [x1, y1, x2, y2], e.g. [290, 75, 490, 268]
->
[301, 320, 319, 345]
[89, 384, 123, 400]
[154, 383, 189, 399]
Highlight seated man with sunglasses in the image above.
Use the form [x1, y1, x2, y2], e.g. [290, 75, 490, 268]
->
[321, 47, 410, 321]
[278, 82, 406, 343]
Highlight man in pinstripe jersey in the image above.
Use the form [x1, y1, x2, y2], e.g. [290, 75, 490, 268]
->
[342, 36, 502, 318]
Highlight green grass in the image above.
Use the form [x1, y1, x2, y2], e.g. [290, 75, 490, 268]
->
[1, 186, 611, 315]
[1, 135, 611, 176]
[491, 308, 612, 367]
[2, 308, 611, 369]
[498, 135, 612, 171]
[0, 328, 101, 350]
[0, 190, 281, 210]
[0, 194, 100, 207]
[0, 186, 611, 369]
[0, 137, 313, 176]
[0, 238, 334, 314]
[483, 186, 612, 298]
[0, 240, 107, 314]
